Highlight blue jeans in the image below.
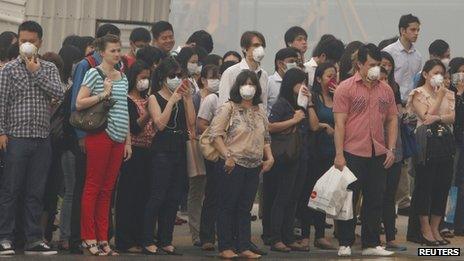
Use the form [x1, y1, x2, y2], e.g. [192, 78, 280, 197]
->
[217, 162, 259, 252]
[59, 150, 75, 241]
[0, 137, 51, 246]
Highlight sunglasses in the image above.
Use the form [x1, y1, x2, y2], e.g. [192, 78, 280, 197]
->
[167, 73, 183, 79]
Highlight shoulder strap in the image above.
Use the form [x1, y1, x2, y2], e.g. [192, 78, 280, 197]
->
[85, 55, 96, 68]
[95, 67, 106, 80]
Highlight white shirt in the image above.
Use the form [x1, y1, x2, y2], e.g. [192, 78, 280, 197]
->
[197, 93, 219, 122]
[218, 59, 269, 109]
[266, 71, 283, 115]
[304, 57, 318, 89]
[382, 39, 422, 103]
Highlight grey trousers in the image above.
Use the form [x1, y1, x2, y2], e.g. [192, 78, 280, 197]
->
[187, 175, 206, 243]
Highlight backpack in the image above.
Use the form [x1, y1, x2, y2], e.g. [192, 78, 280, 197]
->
[50, 88, 75, 151]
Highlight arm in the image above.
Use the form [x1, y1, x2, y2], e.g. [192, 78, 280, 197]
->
[183, 95, 197, 138]
[147, 94, 179, 131]
[127, 99, 150, 135]
[334, 112, 348, 170]
[268, 118, 298, 133]
[32, 61, 65, 100]
[197, 118, 210, 134]
[0, 68, 9, 136]
[76, 86, 105, 111]
[385, 114, 398, 150]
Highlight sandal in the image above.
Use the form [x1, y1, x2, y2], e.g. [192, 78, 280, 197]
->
[99, 242, 119, 256]
[219, 249, 238, 259]
[160, 246, 183, 256]
[81, 241, 106, 256]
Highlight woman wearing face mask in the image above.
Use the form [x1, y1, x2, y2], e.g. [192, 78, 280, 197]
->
[378, 51, 407, 251]
[196, 65, 223, 251]
[407, 59, 455, 246]
[300, 63, 338, 250]
[176, 46, 201, 92]
[115, 60, 154, 253]
[205, 70, 274, 259]
[76, 34, 132, 256]
[143, 57, 196, 255]
[264, 68, 310, 253]
[185, 64, 221, 249]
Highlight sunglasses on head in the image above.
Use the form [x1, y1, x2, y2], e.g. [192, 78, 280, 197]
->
[167, 73, 183, 79]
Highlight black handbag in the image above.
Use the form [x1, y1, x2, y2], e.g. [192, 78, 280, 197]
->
[426, 122, 455, 160]
[271, 129, 301, 163]
[69, 68, 116, 132]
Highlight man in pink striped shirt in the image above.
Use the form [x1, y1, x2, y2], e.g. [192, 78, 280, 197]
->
[333, 44, 398, 257]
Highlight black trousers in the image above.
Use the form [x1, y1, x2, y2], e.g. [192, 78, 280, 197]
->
[217, 162, 259, 252]
[336, 152, 387, 248]
[412, 157, 454, 216]
[143, 151, 187, 247]
[382, 162, 401, 242]
[199, 160, 221, 244]
[115, 146, 151, 250]
[263, 159, 300, 245]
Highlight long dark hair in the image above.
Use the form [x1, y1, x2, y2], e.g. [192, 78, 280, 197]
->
[417, 59, 446, 87]
[58, 45, 84, 84]
[311, 62, 337, 104]
[151, 57, 182, 93]
[380, 51, 400, 95]
[127, 60, 151, 97]
[229, 70, 262, 106]
[339, 41, 363, 81]
[279, 68, 307, 110]
[176, 46, 198, 75]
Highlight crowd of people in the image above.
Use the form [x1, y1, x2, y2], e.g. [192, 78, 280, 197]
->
[0, 12, 463, 258]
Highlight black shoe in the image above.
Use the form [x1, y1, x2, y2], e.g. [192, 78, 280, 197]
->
[397, 207, 410, 216]
[419, 234, 440, 246]
[454, 230, 464, 237]
[0, 242, 15, 255]
[324, 222, 333, 229]
[193, 241, 202, 247]
[249, 242, 267, 256]
[24, 242, 58, 255]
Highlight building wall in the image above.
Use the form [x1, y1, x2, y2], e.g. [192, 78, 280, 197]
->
[0, 0, 171, 52]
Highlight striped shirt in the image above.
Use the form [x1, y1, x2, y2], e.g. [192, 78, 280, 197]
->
[0, 57, 64, 138]
[82, 68, 129, 143]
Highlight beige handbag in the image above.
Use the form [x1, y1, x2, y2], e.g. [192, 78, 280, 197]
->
[186, 138, 206, 177]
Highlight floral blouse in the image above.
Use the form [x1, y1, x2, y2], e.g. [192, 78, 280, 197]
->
[208, 101, 271, 168]
[406, 87, 455, 128]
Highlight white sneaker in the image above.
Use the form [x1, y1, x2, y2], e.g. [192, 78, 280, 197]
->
[362, 246, 394, 256]
[338, 246, 351, 256]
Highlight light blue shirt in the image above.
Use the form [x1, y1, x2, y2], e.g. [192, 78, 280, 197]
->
[383, 39, 422, 103]
[266, 71, 283, 115]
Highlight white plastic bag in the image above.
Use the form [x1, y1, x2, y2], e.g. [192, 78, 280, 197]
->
[308, 166, 357, 217]
[327, 191, 353, 220]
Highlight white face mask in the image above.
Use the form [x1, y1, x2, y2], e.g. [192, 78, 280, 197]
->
[452, 72, 464, 86]
[19, 42, 38, 58]
[239, 85, 256, 100]
[187, 62, 199, 75]
[285, 62, 298, 72]
[136, 79, 149, 92]
[166, 77, 182, 92]
[367, 66, 381, 81]
[430, 74, 444, 88]
[206, 79, 220, 93]
[297, 85, 309, 108]
[252, 46, 265, 62]
[441, 58, 451, 69]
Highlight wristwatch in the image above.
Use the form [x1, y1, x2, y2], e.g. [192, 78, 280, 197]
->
[225, 151, 232, 159]
[388, 148, 396, 153]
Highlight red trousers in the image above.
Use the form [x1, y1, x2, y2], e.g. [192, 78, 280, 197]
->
[81, 131, 124, 240]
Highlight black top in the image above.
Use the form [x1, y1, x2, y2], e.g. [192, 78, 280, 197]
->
[451, 86, 464, 144]
[151, 92, 188, 152]
[127, 98, 142, 135]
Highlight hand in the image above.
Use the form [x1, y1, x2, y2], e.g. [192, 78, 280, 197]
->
[78, 138, 86, 154]
[300, 86, 311, 98]
[124, 144, 132, 161]
[0, 135, 8, 151]
[103, 78, 113, 98]
[25, 56, 40, 73]
[260, 157, 274, 175]
[224, 157, 236, 174]
[456, 81, 464, 96]
[292, 109, 306, 123]
[437, 83, 447, 96]
[169, 90, 183, 104]
[320, 123, 335, 136]
[383, 149, 395, 169]
[329, 83, 338, 93]
[423, 114, 440, 125]
[334, 154, 346, 171]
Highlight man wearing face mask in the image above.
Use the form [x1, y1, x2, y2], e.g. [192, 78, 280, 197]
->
[333, 44, 398, 257]
[266, 47, 300, 115]
[0, 21, 64, 256]
[122, 27, 151, 72]
[218, 31, 269, 110]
